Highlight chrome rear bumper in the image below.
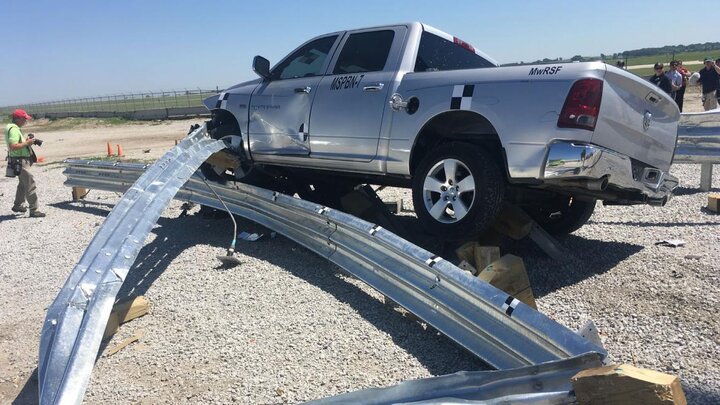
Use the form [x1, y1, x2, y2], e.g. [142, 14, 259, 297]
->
[542, 141, 678, 205]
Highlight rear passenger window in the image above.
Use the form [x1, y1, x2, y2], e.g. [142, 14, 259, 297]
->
[333, 30, 395, 74]
[271, 35, 338, 80]
[415, 32, 494, 72]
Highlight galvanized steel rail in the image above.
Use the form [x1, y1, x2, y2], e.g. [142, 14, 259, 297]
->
[676, 110, 720, 191]
[38, 126, 224, 404]
[309, 352, 604, 404]
[49, 151, 607, 403]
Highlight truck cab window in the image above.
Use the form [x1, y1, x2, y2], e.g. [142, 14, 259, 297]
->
[333, 30, 395, 74]
[415, 32, 494, 72]
[271, 35, 338, 80]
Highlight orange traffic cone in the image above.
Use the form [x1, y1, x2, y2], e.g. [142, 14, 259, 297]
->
[107, 142, 113, 157]
[116, 144, 125, 158]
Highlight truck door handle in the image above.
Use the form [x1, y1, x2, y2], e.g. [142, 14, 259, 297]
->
[294, 86, 311, 94]
[363, 83, 384, 92]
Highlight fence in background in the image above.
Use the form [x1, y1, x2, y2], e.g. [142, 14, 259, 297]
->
[0, 88, 221, 120]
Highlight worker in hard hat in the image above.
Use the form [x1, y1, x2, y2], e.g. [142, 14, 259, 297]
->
[5, 109, 46, 217]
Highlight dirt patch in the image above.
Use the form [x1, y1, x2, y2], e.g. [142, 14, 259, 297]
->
[22, 118, 203, 164]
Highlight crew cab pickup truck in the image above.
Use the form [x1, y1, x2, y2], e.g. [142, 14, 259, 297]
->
[202, 22, 679, 238]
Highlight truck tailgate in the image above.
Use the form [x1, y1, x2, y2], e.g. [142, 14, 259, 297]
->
[592, 66, 679, 172]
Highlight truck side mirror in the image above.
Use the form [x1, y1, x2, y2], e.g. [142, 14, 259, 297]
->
[253, 56, 271, 80]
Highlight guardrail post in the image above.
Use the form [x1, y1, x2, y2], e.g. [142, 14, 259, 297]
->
[700, 163, 713, 191]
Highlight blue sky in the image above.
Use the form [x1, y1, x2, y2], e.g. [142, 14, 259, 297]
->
[0, 0, 709, 106]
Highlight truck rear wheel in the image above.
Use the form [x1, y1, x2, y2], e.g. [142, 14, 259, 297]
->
[411, 143, 504, 240]
[527, 197, 596, 235]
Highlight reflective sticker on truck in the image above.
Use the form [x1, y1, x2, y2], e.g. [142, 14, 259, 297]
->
[215, 92, 230, 109]
[451, 85, 474, 110]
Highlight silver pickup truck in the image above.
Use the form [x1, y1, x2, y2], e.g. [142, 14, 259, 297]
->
[202, 22, 678, 238]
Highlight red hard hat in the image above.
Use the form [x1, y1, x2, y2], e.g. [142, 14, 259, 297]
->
[12, 109, 32, 120]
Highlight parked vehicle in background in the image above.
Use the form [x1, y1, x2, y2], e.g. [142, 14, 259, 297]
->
[202, 22, 679, 238]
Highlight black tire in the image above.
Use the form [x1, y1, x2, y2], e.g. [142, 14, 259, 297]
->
[411, 143, 505, 240]
[527, 197, 596, 235]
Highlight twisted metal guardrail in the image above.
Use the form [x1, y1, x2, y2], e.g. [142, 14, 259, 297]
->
[38, 126, 225, 404]
[676, 110, 720, 190]
[47, 152, 606, 403]
[309, 352, 604, 404]
[61, 159, 606, 367]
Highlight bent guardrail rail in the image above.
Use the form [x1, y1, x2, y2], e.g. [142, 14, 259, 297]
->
[38, 126, 225, 404]
[676, 110, 720, 190]
[309, 352, 603, 404]
[49, 152, 607, 403]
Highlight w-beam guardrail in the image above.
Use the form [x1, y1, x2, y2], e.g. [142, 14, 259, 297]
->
[676, 110, 720, 191]
[45, 128, 606, 403]
[38, 127, 225, 404]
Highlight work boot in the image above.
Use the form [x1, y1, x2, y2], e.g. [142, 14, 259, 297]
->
[11, 205, 27, 213]
[29, 210, 46, 218]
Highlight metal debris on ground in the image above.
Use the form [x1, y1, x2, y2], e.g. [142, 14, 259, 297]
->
[655, 239, 686, 247]
[237, 231, 264, 242]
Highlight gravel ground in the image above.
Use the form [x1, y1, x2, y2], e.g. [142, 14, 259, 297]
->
[0, 162, 718, 404]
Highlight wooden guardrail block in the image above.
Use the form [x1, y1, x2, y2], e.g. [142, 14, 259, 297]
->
[478, 255, 537, 309]
[455, 242, 500, 275]
[71, 187, 88, 201]
[103, 296, 150, 339]
[571, 364, 687, 405]
[708, 193, 720, 213]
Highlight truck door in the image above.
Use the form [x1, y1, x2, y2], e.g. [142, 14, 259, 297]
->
[248, 35, 339, 156]
[308, 27, 407, 162]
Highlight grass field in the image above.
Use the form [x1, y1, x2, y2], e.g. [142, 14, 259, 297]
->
[0, 90, 218, 117]
[605, 49, 720, 77]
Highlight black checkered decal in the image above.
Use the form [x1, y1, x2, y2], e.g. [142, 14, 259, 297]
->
[450, 85, 474, 110]
[501, 296, 520, 317]
[215, 92, 230, 109]
[425, 255, 442, 268]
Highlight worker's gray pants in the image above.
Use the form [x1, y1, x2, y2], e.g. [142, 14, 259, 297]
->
[14, 160, 38, 211]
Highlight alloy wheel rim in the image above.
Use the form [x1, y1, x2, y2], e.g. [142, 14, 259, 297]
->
[422, 158, 476, 224]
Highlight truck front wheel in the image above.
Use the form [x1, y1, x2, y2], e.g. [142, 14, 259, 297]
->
[411, 143, 505, 239]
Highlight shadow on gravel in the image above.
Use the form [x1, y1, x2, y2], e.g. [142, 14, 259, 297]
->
[673, 185, 719, 196]
[683, 385, 720, 404]
[12, 369, 37, 405]
[501, 234, 643, 298]
[0, 213, 22, 222]
[589, 219, 718, 227]
[49, 200, 114, 218]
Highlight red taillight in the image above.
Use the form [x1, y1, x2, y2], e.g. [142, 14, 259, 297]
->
[558, 78, 603, 131]
[453, 37, 475, 53]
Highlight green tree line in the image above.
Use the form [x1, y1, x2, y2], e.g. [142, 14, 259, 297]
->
[616, 42, 720, 58]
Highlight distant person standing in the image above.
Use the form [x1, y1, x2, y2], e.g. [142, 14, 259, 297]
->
[4, 109, 45, 217]
[649, 63, 672, 95]
[665, 61, 683, 103]
[675, 61, 690, 112]
[697, 57, 720, 111]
